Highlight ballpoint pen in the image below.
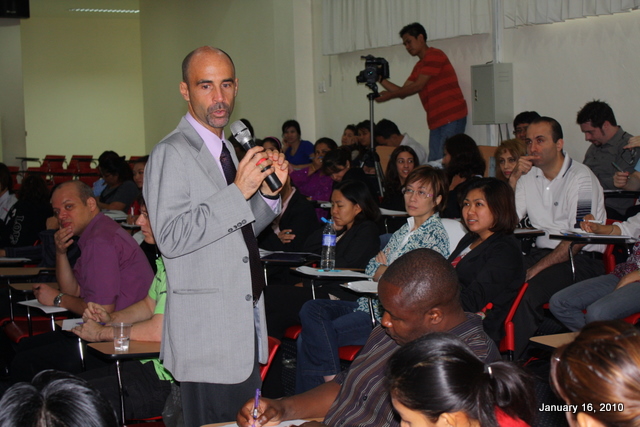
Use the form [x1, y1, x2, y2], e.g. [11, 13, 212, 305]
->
[252, 388, 261, 427]
[612, 161, 624, 173]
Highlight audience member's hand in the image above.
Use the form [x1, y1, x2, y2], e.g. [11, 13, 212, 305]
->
[236, 396, 286, 427]
[278, 229, 295, 244]
[525, 265, 542, 282]
[54, 227, 74, 255]
[623, 135, 640, 150]
[83, 302, 112, 324]
[32, 284, 58, 306]
[579, 214, 601, 233]
[615, 270, 640, 290]
[515, 156, 535, 176]
[260, 149, 290, 197]
[72, 318, 108, 342]
[614, 171, 630, 188]
[374, 251, 387, 265]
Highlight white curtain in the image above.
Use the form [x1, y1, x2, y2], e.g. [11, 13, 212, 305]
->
[322, 0, 640, 55]
[322, 0, 492, 55]
[504, 0, 640, 28]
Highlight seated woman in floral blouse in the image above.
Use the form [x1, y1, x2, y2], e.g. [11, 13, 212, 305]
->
[295, 166, 450, 393]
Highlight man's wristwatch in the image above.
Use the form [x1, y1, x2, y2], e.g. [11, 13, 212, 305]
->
[53, 293, 65, 307]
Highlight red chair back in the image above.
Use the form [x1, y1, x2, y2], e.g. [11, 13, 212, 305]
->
[41, 155, 66, 171]
[499, 282, 529, 360]
[603, 219, 623, 274]
[260, 336, 281, 381]
[67, 155, 94, 173]
[4, 316, 68, 343]
[623, 312, 640, 325]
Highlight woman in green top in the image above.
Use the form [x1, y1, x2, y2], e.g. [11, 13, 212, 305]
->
[73, 196, 172, 420]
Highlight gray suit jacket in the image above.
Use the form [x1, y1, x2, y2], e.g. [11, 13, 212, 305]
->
[144, 117, 276, 383]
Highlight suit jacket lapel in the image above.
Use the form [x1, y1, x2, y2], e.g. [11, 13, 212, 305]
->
[177, 117, 229, 188]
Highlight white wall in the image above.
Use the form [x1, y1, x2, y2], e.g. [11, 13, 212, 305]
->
[504, 11, 640, 161]
[139, 0, 304, 151]
[0, 19, 26, 165]
[20, 15, 146, 160]
[7, 3, 640, 164]
[312, 5, 640, 162]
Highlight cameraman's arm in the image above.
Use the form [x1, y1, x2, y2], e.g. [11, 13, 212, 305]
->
[377, 74, 430, 102]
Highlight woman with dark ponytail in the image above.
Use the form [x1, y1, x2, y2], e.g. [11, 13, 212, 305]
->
[386, 333, 534, 427]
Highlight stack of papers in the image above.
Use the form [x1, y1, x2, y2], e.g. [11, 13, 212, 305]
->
[341, 281, 378, 293]
[295, 266, 371, 279]
[559, 229, 635, 239]
[17, 299, 68, 314]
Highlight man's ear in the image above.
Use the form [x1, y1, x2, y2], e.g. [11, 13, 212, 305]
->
[86, 197, 98, 211]
[556, 138, 564, 152]
[425, 307, 443, 325]
[180, 81, 190, 102]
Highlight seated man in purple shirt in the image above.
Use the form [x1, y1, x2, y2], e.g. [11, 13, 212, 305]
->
[237, 248, 499, 427]
[33, 180, 153, 314]
[8, 181, 153, 383]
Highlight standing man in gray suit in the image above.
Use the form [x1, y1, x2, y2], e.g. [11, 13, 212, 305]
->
[144, 46, 289, 426]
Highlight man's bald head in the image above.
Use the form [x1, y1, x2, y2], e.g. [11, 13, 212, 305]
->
[181, 46, 235, 84]
[52, 180, 94, 205]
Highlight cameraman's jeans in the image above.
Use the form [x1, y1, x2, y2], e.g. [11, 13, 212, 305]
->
[295, 299, 372, 394]
[428, 116, 467, 161]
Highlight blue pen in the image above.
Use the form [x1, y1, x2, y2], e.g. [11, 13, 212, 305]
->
[252, 388, 261, 427]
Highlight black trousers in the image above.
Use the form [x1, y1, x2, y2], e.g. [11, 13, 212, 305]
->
[179, 355, 261, 427]
[513, 248, 604, 358]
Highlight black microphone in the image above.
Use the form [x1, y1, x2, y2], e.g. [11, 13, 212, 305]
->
[230, 120, 283, 192]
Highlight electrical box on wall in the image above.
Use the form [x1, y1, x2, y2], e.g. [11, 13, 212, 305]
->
[471, 63, 513, 125]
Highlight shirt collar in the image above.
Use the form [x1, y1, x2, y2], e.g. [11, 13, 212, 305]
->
[185, 112, 226, 158]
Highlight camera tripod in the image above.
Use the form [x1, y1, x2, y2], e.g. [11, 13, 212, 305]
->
[364, 86, 385, 198]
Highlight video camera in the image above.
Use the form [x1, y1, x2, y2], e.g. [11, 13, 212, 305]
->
[356, 55, 389, 88]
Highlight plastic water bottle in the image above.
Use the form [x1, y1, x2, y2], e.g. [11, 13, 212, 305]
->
[321, 220, 336, 271]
